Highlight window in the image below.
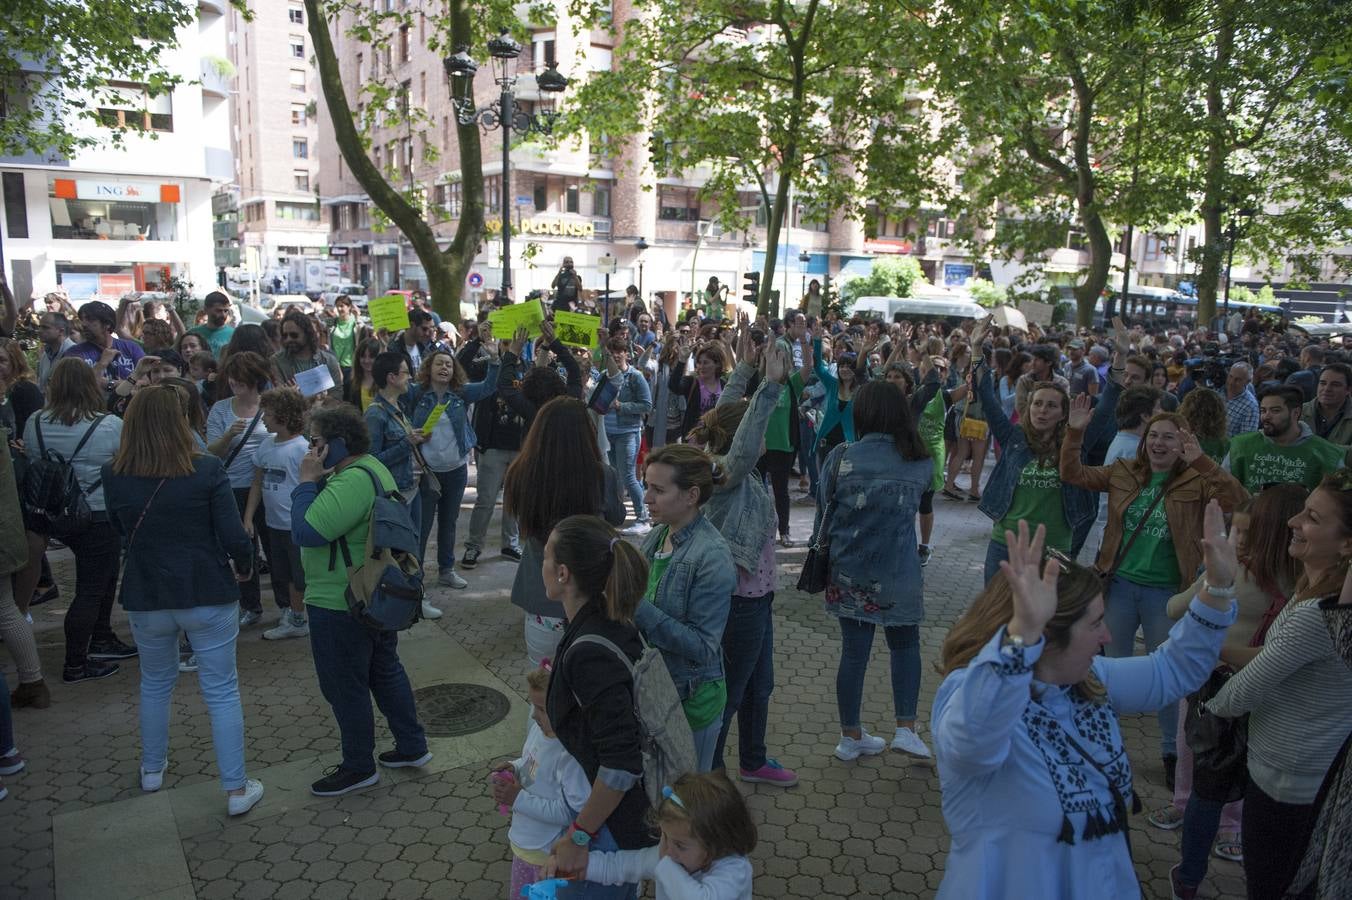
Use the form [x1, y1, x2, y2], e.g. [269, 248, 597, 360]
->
[399, 80, 411, 117]
[399, 26, 410, 63]
[565, 182, 580, 214]
[291, 104, 307, 126]
[289, 69, 306, 93]
[290, 39, 305, 60]
[357, 203, 370, 228]
[374, 146, 383, 170]
[485, 175, 501, 213]
[1067, 229, 1087, 251]
[288, 5, 303, 23]
[276, 202, 319, 221]
[293, 138, 308, 158]
[926, 218, 957, 240]
[356, 53, 364, 84]
[658, 185, 700, 222]
[534, 180, 547, 212]
[419, 71, 426, 105]
[533, 35, 556, 70]
[294, 170, 310, 191]
[48, 178, 178, 241]
[447, 182, 462, 218]
[593, 184, 611, 218]
[96, 82, 173, 132]
[3, 172, 29, 239]
[442, 114, 449, 149]
[400, 137, 412, 178]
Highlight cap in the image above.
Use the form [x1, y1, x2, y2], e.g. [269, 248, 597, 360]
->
[1067, 339, 1085, 350]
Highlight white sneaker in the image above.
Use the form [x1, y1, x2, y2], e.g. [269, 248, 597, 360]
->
[263, 611, 309, 641]
[227, 779, 264, 816]
[891, 727, 933, 764]
[834, 731, 887, 761]
[420, 600, 444, 620]
[141, 759, 168, 792]
[621, 521, 652, 536]
[437, 570, 467, 590]
[178, 654, 198, 672]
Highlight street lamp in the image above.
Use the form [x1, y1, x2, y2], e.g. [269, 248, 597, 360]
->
[634, 237, 649, 304]
[798, 249, 811, 300]
[444, 32, 568, 303]
[1222, 205, 1258, 320]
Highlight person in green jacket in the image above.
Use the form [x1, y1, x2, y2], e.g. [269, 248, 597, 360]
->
[760, 313, 809, 545]
[1226, 385, 1345, 492]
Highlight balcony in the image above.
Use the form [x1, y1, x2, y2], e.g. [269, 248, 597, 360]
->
[198, 0, 226, 14]
[200, 57, 233, 99]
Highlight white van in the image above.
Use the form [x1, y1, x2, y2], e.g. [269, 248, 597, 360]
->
[851, 295, 986, 324]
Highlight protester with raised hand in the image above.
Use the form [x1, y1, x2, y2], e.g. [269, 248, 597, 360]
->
[933, 507, 1239, 898]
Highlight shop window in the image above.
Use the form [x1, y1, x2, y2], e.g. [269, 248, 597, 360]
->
[48, 178, 178, 241]
[96, 82, 173, 133]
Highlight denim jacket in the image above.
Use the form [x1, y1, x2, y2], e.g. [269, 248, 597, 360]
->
[975, 364, 1100, 554]
[407, 367, 500, 461]
[365, 395, 418, 492]
[602, 365, 653, 435]
[636, 512, 736, 700]
[704, 362, 781, 574]
[812, 434, 932, 626]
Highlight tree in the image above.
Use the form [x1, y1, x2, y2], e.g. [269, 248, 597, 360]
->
[567, 0, 935, 316]
[0, 0, 245, 159]
[839, 256, 925, 308]
[926, 0, 1196, 327]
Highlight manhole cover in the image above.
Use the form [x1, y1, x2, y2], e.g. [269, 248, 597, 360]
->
[414, 682, 512, 737]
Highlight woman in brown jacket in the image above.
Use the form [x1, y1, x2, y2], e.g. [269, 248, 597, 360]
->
[1061, 395, 1249, 783]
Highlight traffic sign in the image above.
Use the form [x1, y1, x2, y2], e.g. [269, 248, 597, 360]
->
[468, 271, 484, 288]
[515, 195, 533, 207]
[597, 254, 617, 275]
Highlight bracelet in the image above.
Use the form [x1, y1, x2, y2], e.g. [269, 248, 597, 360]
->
[571, 820, 599, 840]
[1203, 581, 1236, 599]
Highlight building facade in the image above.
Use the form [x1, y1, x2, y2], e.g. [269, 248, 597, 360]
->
[0, 1, 233, 305]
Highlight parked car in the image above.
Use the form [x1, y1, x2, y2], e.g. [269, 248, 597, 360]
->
[260, 294, 316, 316]
[320, 283, 369, 308]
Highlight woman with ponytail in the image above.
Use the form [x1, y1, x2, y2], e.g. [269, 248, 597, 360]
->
[543, 514, 655, 897]
[636, 443, 737, 772]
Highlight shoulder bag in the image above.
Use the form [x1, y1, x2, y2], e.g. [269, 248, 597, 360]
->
[381, 395, 442, 500]
[797, 448, 845, 594]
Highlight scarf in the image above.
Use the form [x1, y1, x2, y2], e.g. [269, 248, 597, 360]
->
[1023, 693, 1134, 846]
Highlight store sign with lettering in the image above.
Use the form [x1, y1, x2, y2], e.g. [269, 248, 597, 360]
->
[78, 181, 147, 200]
[520, 218, 596, 238]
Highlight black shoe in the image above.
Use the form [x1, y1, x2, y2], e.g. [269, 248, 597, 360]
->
[30, 584, 59, 606]
[1163, 753, 1178, 793]
[63, 660, 121, 684]
[88, 636, 138, 660]
[310, 766, 379, 797]
[500, 546, 522, 562]
[461, 547, 480, 569]
[378, 749, 433, 769]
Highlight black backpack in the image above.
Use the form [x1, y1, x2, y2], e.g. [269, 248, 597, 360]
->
[21, 415, 107, 537]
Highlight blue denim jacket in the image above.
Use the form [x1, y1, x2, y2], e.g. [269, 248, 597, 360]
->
[812, 434, 932, 626]
[602, 365, 653, 435]
[975, 365, 1101, 554]
[704, 363, 781, 574]
[365, 394, 418, 492]
[407, 368, 499, 459]
[636, 512, 736, 700]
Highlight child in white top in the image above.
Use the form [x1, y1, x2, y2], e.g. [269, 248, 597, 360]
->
[574, 770, 755, 900]
[493, 665, 591, 898]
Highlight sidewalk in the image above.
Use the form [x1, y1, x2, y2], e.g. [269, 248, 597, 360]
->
[2, 477, 1247, 899]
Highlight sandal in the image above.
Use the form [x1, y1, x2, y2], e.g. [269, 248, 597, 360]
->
[941, 488, 964, 501]
[1146, 804, 1184, 831]
[966, 493, 982, 502]
[1213, 834, 1243, 862]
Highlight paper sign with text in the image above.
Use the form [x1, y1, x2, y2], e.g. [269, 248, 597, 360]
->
[487, 299, 545, 339]
[554, 311, 601, 348]
[368, 294, 411, 333]
[421, 402, 448, 435]
[293, 364, 335, 398]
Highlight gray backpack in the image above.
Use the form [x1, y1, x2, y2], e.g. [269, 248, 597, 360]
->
[569, 633, 698, 809]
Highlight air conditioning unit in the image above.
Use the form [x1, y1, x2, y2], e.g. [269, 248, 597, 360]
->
[593, 219, 612, 234]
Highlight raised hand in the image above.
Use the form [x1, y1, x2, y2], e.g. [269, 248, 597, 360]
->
[1179, 428, 1204, 465]
[1198, 499, 1239, 607]
[764, 342, 790, 384]
[1000, 520, 1060, 644]
[538, 319, 555, 345]
[1111, 315, 1129, 351]
[1067, 393, 1093, 430]
[509, 326, 528, 358]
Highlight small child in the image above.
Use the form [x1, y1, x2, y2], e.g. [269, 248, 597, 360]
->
[493, 666, 590, 898]
[189, 352, 217, 396]
[580, 770, 756, 899]
[243, 387, 310, 640]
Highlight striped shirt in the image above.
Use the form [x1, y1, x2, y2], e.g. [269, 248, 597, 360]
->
[1208, 599, 1352, 804]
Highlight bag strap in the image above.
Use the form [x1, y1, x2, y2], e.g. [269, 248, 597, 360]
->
[381, 394, 435, 471]
[125, 478, 167, 550]
[329, 462, 387, 571]
[570, 633, 636, 678]
[222, 410, 263, 470]
[43, 415, 108, 496]
[1103, 478, 1171, 578]
[807, 448, 847, 554]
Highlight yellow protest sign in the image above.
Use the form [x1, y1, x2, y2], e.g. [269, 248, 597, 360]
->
[368, 294, 411, 333]
[554, 311, 601, 348]
[421, 401, 448, 435]
[487, 299, 545, 339]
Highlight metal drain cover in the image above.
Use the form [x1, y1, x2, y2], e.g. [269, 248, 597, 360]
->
[413, 682, 512, 737]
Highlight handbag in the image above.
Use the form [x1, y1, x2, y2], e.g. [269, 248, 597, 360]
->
[797, 450, 845, 594]
[1185, 668, 1248, 803]
[1093, 479, 1169, 595]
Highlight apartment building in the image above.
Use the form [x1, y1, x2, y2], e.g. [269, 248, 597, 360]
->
[228, 0, 327, 287]
[0, 0, 233, 304]
[316, 1, 985, 317]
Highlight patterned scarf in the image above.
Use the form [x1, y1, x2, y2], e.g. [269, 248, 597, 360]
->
[1023, 693, 1134, 845]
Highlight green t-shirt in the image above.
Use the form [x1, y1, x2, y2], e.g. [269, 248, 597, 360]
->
[993, 460, 1072, 552]
[299, 457, 398, 611]
[1199, 436, 1229, 466]
[330, 317, 357, 368]
[188, 323, 235, 359]
[1227, 430, 1345, 492]
[764, 368, 804, 453]
[1115, 470, 1180, 588]
[644, 527, 727, 730]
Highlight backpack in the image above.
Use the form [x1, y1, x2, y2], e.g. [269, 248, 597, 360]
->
[568, 633, 698, 809]
[20, 415, 107, 537]
[328, 462, 425, 631]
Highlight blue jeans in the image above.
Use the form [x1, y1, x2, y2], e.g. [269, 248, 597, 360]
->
[836, 617, 921, 730]
[127, 602, 247, 791]
[307, 604, 427, 775]
[797, 418, 819, 495]
[1104, 575, 1178, 756]
[714, 593, 774, 772]
[556, 826, 638, 900]
[692, 715, 724, 773]
[606, 431, 646, 521]
[984, 539, 1010, 583]
[1178, 791, 1227, 888]
[418, 465, 469, 570]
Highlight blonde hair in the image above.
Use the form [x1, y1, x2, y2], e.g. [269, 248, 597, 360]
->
[657, 771, 757, 861]
[525, 667, 550, 693]
[644, 443, 727, 505]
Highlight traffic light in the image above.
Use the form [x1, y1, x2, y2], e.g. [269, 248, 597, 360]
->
[743, 271, 760, 306]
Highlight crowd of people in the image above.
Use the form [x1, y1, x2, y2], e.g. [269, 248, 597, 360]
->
[2, 271, 1352, 898]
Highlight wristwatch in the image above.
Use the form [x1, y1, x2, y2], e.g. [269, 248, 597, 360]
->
[999, 630, 1026, 661]
[569, 822, 595, 847]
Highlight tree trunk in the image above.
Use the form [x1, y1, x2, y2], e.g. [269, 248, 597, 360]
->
[1076, 207, 1113, 327]
[1064, 47, 1110, 327]
[759, 162, 794, 316]
[1196, 8, 1235, 327]
[435, 0, 484, 324]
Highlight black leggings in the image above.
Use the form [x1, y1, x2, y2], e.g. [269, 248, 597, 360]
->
[757, 449, 795, 537]
[1241, 775, 1316, 900]
[919, 489, 935, 515]
[231, 487, 267, 614]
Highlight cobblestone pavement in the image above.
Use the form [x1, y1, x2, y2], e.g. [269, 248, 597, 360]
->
[2, 469, 1246, 899]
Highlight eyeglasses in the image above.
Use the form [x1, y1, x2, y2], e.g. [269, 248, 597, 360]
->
[282, 331, 304, 340]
